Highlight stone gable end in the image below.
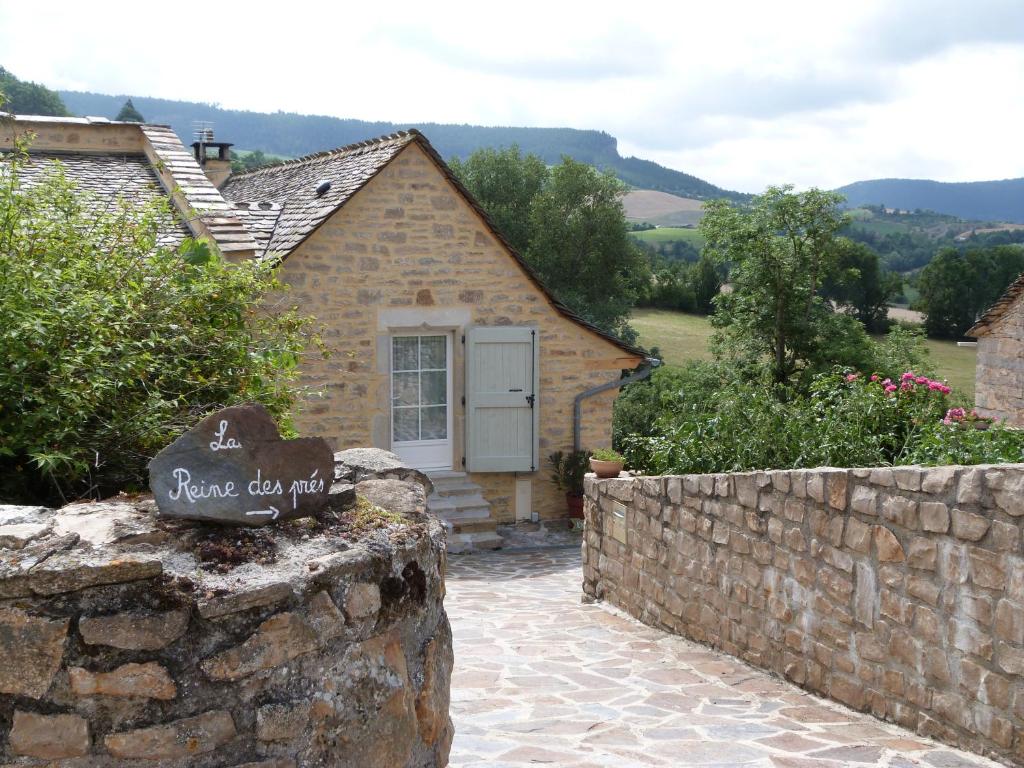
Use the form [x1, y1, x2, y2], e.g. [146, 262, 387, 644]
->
[277, 141, 641, 521]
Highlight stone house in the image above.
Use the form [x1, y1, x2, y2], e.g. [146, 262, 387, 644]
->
[2, 114, 645, 549]
[968, 274, 1024, 426]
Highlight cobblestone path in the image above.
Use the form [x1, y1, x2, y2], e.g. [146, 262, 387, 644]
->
[446, 547, 1004, 768]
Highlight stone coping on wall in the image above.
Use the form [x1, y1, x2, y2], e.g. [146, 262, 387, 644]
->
[0, 452, 453, 767]
[582, 464, 1024, 765]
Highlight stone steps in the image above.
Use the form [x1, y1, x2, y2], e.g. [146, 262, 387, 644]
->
[426, 471, 502, 553]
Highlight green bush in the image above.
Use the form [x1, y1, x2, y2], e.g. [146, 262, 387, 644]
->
[622, 368, 1024, 475]
[0, 144, 322, 505]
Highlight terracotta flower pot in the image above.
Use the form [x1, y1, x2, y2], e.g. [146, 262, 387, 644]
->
[566, 493, 584, 519]
[590, 458, 624, 479]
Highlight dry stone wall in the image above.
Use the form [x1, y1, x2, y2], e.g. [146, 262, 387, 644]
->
[0, 459, 452, 767]
[583, 465, 1024, 765]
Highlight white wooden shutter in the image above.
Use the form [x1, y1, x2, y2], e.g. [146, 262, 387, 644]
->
[465, 326, 539, 472]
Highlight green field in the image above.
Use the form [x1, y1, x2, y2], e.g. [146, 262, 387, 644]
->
[631, 308, 976, 401]
[629, 227, 705, 247]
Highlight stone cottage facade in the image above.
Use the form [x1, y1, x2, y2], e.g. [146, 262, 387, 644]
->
[3, 115, 644, 549]
[968, 273, 1024, 427]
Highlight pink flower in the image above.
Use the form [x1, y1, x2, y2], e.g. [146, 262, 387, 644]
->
[943, 407, 967, 425]
[870, 374, 879, 382]
[915, 376, 928, 385]
[846, 373, 859, 382]
[884, 384, 898, 394]
[901, 381, 914, 391]
[901, 371, 915, 381]
[928, 381, 942, 391]
[939, 385, 951, 395]
[882, 378, 892, 387]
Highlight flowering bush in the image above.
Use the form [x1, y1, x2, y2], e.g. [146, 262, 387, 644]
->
[622, 367, 1024, 475]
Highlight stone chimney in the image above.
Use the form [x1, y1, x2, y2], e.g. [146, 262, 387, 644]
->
[191, 128, 233, 188]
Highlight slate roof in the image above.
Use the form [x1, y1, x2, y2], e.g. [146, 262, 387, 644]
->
[222, 130, 645, 358]
[968, 271, 1024, 337]
[139, 125, 258, 256]
[221, 132, 416, 256]
[9, 150, 191, 248]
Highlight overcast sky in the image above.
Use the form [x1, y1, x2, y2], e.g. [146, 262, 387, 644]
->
[2, 0, 1022, 192]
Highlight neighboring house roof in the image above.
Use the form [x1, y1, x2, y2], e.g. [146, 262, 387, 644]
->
[11, 150, 191, 247]
[1, 114, 258, 258]
[222, 130, 644, 358]
[968, 271, 1024, 337]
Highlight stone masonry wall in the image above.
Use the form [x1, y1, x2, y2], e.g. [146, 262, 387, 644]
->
[976, 309, 1024, 427]
[277, 141, 640, 522]
[0, 474, 452, 766]
[583, 465, 1024, 765]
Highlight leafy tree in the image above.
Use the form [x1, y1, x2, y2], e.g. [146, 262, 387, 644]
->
[691, 254, 723, 314]
[917, 245, 1024, 338]
[0, 66, 70, 116]
[0, 143, 322, 505]
[527, 158, 649, 343]
[453, 149, 647, 343]
[821, 237, 901, 333]
[230, 149, 286, 175]
[916, 248, 975, 338]
[701, 185, 852, 387]
[449, 145, 548, 254]
[115, 98, 144, 122]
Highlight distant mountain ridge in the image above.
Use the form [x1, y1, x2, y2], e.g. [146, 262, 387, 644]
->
[58, 90, 746, 202]
[836, 177, 1024, 224]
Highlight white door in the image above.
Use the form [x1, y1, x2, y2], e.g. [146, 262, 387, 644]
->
[391, 334, 453, 471]
[465, 326, 539, 473]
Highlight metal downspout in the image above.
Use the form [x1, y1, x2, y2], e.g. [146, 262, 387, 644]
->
[573, 358, 661, 451]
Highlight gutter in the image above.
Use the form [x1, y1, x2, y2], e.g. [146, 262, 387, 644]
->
[573, 357, 661, 451]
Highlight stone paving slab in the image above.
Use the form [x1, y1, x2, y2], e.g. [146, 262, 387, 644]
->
[446, 547, 1008, 768]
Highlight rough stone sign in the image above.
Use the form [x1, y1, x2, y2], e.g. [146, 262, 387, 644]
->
[149, 404, 333, 526]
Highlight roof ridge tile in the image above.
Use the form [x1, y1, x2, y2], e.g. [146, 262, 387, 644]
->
[229, 129, 421, 180]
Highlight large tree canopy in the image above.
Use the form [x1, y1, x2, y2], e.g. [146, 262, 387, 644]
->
[0, 66, 70, 116]
[0, 143, 321, 505]
[917, 245, 1024, 338]
[702, 186, 880, 387]
[452, 147, 648, 344]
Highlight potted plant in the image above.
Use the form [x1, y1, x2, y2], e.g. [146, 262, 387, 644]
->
[589, 448, 625, 479]
[549, 450, 591, 518]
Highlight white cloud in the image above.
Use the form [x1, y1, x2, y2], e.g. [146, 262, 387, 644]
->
[2, 0, 1023, 192]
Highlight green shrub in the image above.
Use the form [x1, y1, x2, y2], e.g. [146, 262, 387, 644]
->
[622, 368, 1024, 474]
[548, 450, 591, 496]
[590, 448, 624, 462]
[0, 144, 322, 505]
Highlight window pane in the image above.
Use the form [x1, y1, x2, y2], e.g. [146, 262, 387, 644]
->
[421, 406, 447, 440]
[392, 372, 419, 407]
[392, 337, 418, 372]
[392, 407, 419, 442]
[420, 336, 446, 370]
[421, 371, 447, 405]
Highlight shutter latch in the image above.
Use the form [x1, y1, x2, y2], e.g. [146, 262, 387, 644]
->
[526, 394, 535, 408]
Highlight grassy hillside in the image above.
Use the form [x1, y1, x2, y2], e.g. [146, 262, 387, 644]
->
[631, 308, 977, 401]
[629, 227, 705, 247]
[623, 190, 704, 227]
[58, 90, 747, 202]
[837, 177, 1024, 224]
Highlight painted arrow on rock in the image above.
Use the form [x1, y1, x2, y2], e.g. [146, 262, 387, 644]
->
[245, 506, 280, 520]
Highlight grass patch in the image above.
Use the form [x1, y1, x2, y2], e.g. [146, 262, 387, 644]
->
[630, 308, 977, 401]
[631, 309, 715, 366]
[629, 227, 706, 247]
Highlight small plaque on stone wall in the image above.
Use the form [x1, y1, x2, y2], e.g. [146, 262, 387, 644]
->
[148, 404, 333, 526]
